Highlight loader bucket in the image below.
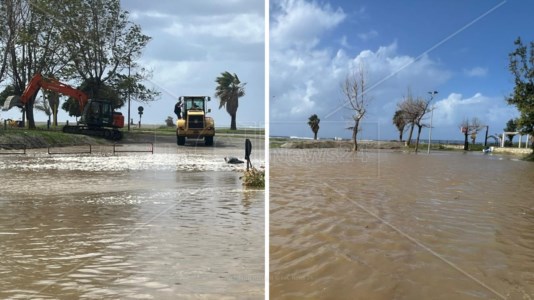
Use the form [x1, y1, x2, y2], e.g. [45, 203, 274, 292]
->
[2, 95, 23, 111]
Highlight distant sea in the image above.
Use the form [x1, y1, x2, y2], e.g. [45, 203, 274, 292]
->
[270, 135, 478, 145]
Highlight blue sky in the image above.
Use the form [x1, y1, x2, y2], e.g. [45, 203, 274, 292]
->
[1, 1, 265, 129]
[270, 0, 531, 141]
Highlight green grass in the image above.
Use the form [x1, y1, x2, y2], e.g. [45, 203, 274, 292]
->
[0, 128, 103, 146]
[147, 126, 264, 136]
[269, 138, 287, 149]
[215, 128, 265, 135]
[31, 123, 264, 136]
[1, 124, 264, 148]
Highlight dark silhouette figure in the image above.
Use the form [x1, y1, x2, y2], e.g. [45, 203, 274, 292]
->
[174, 100, 182, 119]
[245, 139, 252, 170]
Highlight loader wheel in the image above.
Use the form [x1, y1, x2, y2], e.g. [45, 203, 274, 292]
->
[113, 130, 123, 141]
[177, 136, 185, 145]
[205, 136, 214, 146]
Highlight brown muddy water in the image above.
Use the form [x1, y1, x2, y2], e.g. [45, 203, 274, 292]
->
[0, 143, 264, 299]
[270, 148, 534, 300]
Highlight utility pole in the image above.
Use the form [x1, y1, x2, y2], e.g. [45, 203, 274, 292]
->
[484, 125, 489, 148]
[427, 91, 438, 154]
[127, 55, 131, 131]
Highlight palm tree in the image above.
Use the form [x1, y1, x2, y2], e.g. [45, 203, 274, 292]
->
[214, 71, 246, 130]
[392, 109, 406, 142]
[308, 114, 320, 140]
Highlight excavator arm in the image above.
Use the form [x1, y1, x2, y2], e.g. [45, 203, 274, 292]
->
[3, 73, 124, 140]
[2, 73, 89, 112]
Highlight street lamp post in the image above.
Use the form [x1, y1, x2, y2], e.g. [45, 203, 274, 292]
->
[427, 91, 438, 154]
[127, 56, 131, 131]
[484, 125, 489, 148]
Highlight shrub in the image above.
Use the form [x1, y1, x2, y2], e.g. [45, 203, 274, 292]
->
[241, 168, 265, 188]
[165, 116, 175, 127]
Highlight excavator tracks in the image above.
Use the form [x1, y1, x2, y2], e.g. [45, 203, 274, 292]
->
[63, 125, 122, 141]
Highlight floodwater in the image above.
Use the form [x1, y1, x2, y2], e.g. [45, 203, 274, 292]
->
[270, 148, 534, 300]
[0, 143, 264, 299]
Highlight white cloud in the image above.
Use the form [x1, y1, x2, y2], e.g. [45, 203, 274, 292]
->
[433, 93, 517, 128]
[464, 66, 488, 77]
[118, 1, 264, 126]
[433, 93, 485, 126]
[127, 1, 262, 17]
[271, 38, 452, 122]
[133, 58, 264, 128]
[270, 0, 345, 50]
[357, 29, 378, 41]
[163, 14, 263, 44]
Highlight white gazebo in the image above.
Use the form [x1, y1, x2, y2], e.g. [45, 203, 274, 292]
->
[501, 131, 531, 148]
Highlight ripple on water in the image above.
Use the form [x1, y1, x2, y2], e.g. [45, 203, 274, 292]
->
[0, 151, 264, 299]
[270, 149, 534, 299]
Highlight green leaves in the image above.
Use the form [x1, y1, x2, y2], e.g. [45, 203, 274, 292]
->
[215, 71, 246, 109]
[214, 71, 246, 130]
[307, 114, 320, 132]
[507, 37, 534, 135]
[1, 0, 158, 126]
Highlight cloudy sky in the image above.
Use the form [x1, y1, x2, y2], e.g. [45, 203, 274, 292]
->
[2, 0, 265, 129]
[270, 0, 532, 141]
[123, 0, 265, 128]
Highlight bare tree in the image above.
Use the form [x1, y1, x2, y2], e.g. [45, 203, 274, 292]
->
[460, 118, 470, 150]
[341, 66, 370, 151]
[392, 109, 407, 142]
[460, 117, 484, 149]
[470, 117, 483, 144]
[412, 98, 431, 153]
[398, 94, 431, 152]
[398, 88, 417, 146]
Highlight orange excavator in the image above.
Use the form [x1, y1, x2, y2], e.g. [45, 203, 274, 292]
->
[2, 73, 124, 140]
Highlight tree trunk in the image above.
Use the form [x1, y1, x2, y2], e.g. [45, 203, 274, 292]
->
[405, 123, 414, 146]
[313, 131, 317, 140]
[464, 132, 469, 150]
[399, 130, 404, 142]
[414, 125, 423, 153]
[25, 100, 36, 129]
[53, 103, 58, 126]
[230, 113, 237, 130]
[48, 92, 59, 126]
[352, 120, 359, 151]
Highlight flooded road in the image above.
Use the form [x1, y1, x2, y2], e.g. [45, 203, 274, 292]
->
[0, 142, 264, 299]
[270, 149, 534, 299]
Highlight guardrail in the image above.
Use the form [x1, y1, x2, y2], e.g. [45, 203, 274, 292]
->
[47, 144, 92, 155]
[113, 143, 154, 154]
[0, 144, 27, 155]
[0, 143, 154, 155]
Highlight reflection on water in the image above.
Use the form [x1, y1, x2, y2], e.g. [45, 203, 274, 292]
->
[0, 149, 264, 299]
[270, 149, 534, 299]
